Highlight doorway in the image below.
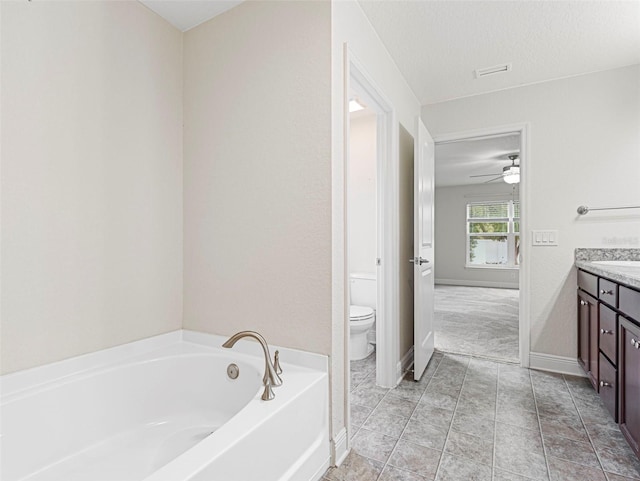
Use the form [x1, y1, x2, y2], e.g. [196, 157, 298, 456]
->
[347, 100, 379, 389]
[433, 126, 530, 366]
[346, 56, 398, 391]
[347, 108, 419, 389]
[343, 55, 438, 458]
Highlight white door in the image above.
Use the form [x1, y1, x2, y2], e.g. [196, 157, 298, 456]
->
[413, 117, 435, 381]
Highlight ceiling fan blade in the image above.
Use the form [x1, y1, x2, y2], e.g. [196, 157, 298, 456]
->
[483, 176, 504, 183]
[469, 172, 502, 178]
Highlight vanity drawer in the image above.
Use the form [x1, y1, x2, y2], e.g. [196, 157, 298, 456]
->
[620, 286, 640, 321]
[599, 279, 618, 308]
[578, 270, 598, 297]
[599, 304, 617, 364]
[599, 353, 617, 421]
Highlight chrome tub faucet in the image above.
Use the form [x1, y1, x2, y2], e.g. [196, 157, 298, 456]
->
[222, 331, 282, 401]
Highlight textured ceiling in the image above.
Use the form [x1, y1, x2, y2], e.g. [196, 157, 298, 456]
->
[358, 0, 640, 105]
[435, 134, 520, 187]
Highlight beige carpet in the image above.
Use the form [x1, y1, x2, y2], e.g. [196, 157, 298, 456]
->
[435, 285, 519, 363]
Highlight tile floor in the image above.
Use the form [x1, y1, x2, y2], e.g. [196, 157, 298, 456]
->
[323, 351, 640, 481]
[435, 286, 519, 363]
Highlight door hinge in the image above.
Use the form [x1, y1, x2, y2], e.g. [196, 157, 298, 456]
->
[376, 258, 381, 266]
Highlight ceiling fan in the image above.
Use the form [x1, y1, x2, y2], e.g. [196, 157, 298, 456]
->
[470, 154, 520, 184]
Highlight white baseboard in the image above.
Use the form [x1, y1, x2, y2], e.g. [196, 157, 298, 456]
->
[396, 346, 414, 384]
[529, 352, 586, 377]
[435, 278, 519, 289]
[331, 427, 349, 467]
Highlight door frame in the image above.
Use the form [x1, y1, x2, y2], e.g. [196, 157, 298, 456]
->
[432, 123, 531, 368]
[346, 50, 399, 389]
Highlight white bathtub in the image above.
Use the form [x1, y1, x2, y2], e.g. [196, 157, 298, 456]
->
[0, 330, 330, 481]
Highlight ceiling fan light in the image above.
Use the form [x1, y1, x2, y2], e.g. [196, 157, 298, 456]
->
[503, 174, 519, 184]
[502, 165, 520, 184]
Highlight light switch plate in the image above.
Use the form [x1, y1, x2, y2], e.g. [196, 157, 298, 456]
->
[532, 230, 559, 246]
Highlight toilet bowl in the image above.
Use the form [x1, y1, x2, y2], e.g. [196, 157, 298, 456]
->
[350, 305, 375, 360]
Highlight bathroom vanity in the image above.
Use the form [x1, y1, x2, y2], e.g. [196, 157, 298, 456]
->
[575, 249, 640, 459]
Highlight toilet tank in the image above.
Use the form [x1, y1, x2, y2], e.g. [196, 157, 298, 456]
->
[350, 273, 377, 310]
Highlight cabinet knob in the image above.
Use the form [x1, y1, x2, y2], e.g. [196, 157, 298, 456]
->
[600, 289, 613, 295]
[599, 381, 612, 388]
[580, 300, 587, 306]
[600, 329, 613, 335]
[632, 339, 640, 349]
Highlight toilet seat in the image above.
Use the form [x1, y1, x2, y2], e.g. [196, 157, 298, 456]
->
[349, 305, 375, 360]
[350, 305, 374, 321]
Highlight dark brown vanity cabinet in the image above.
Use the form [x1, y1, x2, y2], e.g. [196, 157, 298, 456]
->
[619, 317, 640, 457]
[577, 271, 600, 390]
[619, 287, 640, 458]
[577, 270, 640, 458]
[598, 303, 618, 419]
[578, 289, 598, 389]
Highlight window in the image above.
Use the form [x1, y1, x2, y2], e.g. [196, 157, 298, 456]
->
[466, 201, 520, 268]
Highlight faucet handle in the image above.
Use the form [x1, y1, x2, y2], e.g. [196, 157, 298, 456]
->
[274, 350, 283, 376]
[261, 380, 276, 401]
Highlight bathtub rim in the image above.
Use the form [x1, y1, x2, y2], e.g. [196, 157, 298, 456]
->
[1, 329, 328, 400]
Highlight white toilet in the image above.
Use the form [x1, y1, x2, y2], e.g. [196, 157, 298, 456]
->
[349, 273, 376, 360]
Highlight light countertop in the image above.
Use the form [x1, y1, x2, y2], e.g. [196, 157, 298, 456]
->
[575, 248, 640, 289]
[575, 260, 640, 290]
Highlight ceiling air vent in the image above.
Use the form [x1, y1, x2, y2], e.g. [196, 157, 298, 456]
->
[474, 63, 512, 79]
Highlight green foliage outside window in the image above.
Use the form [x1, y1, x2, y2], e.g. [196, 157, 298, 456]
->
[468, 223, 508, 261]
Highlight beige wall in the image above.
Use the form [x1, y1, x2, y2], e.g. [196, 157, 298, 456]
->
[182, 2, 332, 354]
[398, 125, 415, 359]
[1, 0, 424, 457]
[423, 65, 640, 359]
[435, 183, 520, 288]
[1, 1, 184, 374]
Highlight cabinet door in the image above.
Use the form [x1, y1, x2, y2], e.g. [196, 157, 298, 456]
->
[578, 291, 590, 373]
[599, 353, 617, 421]
[619, 317, 640, 457]
[578, 290, 599, 389]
